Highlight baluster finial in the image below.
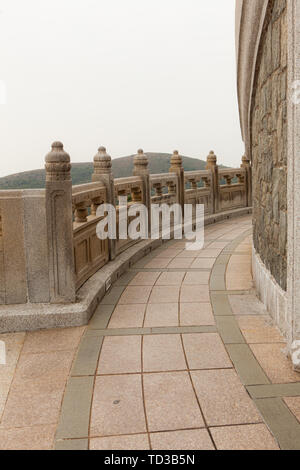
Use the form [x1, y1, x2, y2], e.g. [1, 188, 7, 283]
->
[45, 141, 71, 182]
[133, 149, 149, 176]
[93, 146, 112, 176]
[170, 150, 182, 171]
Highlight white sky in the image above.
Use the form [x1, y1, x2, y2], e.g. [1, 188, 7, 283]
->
[0, 0, 244, 178]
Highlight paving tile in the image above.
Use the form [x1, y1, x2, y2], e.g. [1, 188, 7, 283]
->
[90, 375, 146, 437]
[229, 294, 268, 316]
[190, 258, 215, 269]
[183, 333, 232, 370]
[150, 429, 214, 450]
[0, 425, 56, 450]
[100, 286, 126, 305]
[98, 336, 142, 375]
[254, 398, 300, 450]
[144, 303, 179, 328]
[0, 350, 74, 429]
[108, 304, 146, 329]
[283, 397, 300, 423]
[114, 271, 137, 286]
[71, 334, 103, 377]
[210, 424, 279, 450]
[143, 372, 204, 432]
[208, 242, 228, 250]
[90, 434, 150, 450]
[145, 258, 172, 269]
[118, 286, 152, 305]
[0, 333, 25, 368]
[180, 303, 215, 327]
[250, 344, 300, 384]
[237, 316, 285, 344]
[143, 335, 186, 372]
[159, 249, 183, 258]
[56, 376, 94, 439]
[215, 316, 245, 344]
[175, 251, 201, 259]
[155, 272, 185, 286]
[226, 344, 270, 386]
[210, 293, 233, 316]
[167, 259, 193, 269]
[191, 369, 262, 426]
[22, 327, 85, 354]
[197, 249, 221, 258]
[89, 305, 115, 329]
[183, 272, 210, 285]
[129, 272, 161, 286]
[180, 286, 210, 303]
[55, 439, 88, 450]
[247, 383, 300, 399]
[149, 286, 180, 304]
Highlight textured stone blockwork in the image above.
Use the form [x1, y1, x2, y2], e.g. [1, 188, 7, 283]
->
[251, 0, 288, 291]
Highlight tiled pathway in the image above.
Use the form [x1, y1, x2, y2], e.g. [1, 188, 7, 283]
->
[1, 215, 300, 450]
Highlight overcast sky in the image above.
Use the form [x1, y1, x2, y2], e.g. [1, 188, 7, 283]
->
[0, 0, 244, 178]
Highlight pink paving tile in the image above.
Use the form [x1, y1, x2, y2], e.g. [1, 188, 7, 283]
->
[250, 344, 300, 384]
[0, 425, 56, 450]
[143, 335, 186, 372]
[0, 350, 74, 428]
[148, 286, 180, 304]
[150, 429, 214, 450]
[144, 304, 179, 328]
[191, 369, 261, 426]
[210, 424, 279, 450]
[182, 333, 232, 370]
[90, 434, 150, 450]
[129, 272, 161, 286]
[108, 304, 146, 329]
[283, 397, 300, 422]
[90, 375, 146, 437]
[118, 286, 152, 305]
[97, 336, 142, 375]
[145, 258, 172, 269]
[180, 303, 215, 327]
[143, 372, 204, 432]
[190, 258, 215, 269]
[155, 272, 185, 286]
[22, 327, 85, 354]
[167, 259, 193, 269]
[197, 249, 222, 258]
[236, 316, 285, 344]
[180, 286, 210, 303]
[159, 249, 183, 258]
[183, 272, 210, 285]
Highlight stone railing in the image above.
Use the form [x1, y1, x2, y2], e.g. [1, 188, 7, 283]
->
[0, 143, 251, 306]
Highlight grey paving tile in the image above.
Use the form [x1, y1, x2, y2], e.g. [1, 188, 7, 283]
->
[100, 287, 126, 306]
[89, 305, 115, 329]
[56, 377, 94, 440]
[226, 344, 270, 386]
[85, 328, 152, 337]
[114, 271, 136, 286]
[210, 293, 233, 316]
[71, 335, 103, 377]
[215, 316, 245, 344]
[55, 439, 89, 450]
[151, 326, 218, 335]
[210, 275, 226, 291]
[247, 383, 300, 399]
[254, 398, 300, 450]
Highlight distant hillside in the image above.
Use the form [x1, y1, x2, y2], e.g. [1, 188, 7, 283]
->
[0, 153, 211, 190]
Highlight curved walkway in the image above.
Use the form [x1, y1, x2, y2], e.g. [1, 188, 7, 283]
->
[1, 215, 300, 450]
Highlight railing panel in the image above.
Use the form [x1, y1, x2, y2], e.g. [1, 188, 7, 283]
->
[184, 170, 213, 215]
[114, 176, 144, 255]
[72, 182, 109, 289]
[218, 168, 247, 212]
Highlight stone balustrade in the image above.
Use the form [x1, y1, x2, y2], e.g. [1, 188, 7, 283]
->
[0, 144, 252, 307]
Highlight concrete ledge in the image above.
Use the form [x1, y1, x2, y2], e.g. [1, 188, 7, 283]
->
[0, 207, 252, 333]
[252, 247, 288, 339]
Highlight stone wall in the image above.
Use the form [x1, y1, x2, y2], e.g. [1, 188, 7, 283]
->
[251, 0, 288, 291]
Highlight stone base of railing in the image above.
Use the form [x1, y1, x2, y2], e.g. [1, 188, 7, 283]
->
[0, 207, 252, 334]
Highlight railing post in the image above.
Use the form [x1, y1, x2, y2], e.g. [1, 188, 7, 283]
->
[241, 154, 252, 207]
[170, 150, 185, 215]
[92, 146, 116, 260]
[133, 149, 151, 235]
[206, 151, 219, 214]
[45, 142, 76, 303]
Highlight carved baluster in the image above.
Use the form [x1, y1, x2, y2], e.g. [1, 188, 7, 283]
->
[91, 197, 102, 216]
[75, 201, 88, 223]
[131, 186, 142, 203]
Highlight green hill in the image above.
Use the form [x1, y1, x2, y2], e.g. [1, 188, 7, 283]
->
[0, 153, 210, 190]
